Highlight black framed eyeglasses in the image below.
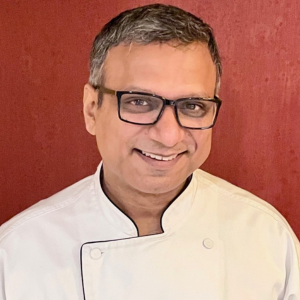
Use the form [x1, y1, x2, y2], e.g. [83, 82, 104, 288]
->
[94, 85, 222, 130]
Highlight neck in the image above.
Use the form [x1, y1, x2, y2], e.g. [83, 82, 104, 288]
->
[101, 168, 188, 236]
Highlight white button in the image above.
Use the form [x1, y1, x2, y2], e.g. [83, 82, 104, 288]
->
[203, 238, 214, 249]
[90, 248, 102, 260]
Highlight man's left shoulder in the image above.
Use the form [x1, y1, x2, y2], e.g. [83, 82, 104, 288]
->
[193, 169, 295, 230]
[193, 169, 300, 258]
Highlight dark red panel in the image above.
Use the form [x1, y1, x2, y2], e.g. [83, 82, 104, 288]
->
[0, 0, 299, 238]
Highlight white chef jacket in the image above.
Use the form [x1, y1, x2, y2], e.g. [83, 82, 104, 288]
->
[0, 164, 299, 300]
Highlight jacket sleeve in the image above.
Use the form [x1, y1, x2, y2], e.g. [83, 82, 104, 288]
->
[0, 247, 6, 300]
[283, 228, 300, 299]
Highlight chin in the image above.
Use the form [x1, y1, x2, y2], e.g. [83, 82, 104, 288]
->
[131, 176, 187, 196]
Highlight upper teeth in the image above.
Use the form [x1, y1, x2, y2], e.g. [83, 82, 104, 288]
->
[141, 151, 178, 161]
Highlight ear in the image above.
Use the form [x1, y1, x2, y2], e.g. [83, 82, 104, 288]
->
[83, 83, 98, 135]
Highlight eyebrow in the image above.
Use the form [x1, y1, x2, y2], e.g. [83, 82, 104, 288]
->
[123, 85, 211, 98]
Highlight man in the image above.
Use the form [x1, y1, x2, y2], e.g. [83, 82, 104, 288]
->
[0, 4, 299, 300]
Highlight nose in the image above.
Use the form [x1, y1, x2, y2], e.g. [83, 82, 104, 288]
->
[148, 106, 185, 148]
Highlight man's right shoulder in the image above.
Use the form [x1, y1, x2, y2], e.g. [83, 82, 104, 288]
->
[0, 173, 94, 242]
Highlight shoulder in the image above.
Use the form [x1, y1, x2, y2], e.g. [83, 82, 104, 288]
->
[193, 169, 300, 259]
[193, 169, 298, 232]
[0, 173, 95, 242]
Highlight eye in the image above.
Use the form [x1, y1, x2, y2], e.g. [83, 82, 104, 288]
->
[120, 95, 162, 113]
[177, 99, 214, 118]
[130, 99, 149, 106]
[181, 101, 206, 111]
[184, 103, 203, 111]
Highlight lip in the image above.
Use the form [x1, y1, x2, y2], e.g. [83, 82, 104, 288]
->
[134, 149, 185, 169]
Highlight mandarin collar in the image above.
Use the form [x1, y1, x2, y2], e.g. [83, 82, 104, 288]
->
[93, 163, 196, 237]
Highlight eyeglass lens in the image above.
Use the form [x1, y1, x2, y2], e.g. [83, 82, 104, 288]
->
[119, 93, 217, 128]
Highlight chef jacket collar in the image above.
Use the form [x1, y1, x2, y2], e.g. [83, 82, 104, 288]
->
[93, 162, 196, 237]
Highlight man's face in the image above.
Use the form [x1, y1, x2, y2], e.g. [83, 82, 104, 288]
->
[84, 42, 217, 196]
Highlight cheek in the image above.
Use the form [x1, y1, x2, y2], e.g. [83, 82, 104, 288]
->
[94, 111, 118, 158]
[95, 117, 141, 160]
[95, 124, 122, 159]
[191, 130, 212, 161]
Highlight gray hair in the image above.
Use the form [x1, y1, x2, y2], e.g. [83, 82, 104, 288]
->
[89, 4, 222, 98]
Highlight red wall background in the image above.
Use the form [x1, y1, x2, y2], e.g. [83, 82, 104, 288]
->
[1, 0, 299, 238]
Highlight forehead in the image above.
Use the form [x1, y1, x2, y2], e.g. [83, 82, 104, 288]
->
[103, 42, 216, 98]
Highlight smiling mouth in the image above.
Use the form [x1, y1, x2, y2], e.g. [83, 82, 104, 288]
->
[138, 150, 180, 161]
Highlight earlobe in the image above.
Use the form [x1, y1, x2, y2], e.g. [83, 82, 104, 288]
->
[83, 83, 98, 136]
